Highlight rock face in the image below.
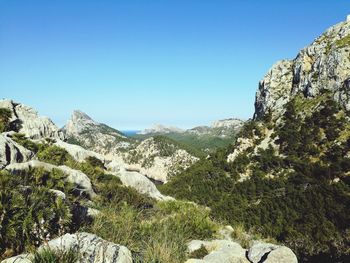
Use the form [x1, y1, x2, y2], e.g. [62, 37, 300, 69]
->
[124, 137, 199, 182]
[254, 16, 350, 119]
[211, 118, 244, 130]
[186, 240, 297, 263]
[0, 99, 64, 140]
[2, 233, 132, 263]
[0, 133, 33, 168]
[107, 160, 173, 200]
[5, 160, 96, 198]
[64, 110, 131, 155]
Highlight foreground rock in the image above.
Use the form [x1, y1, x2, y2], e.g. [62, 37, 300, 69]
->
[0, 99, 64, 140]
[186, 240, 249, 263]
[5, 160, 96, 198]
[0, 133, 33, 169]
[2, 232, 132, 263]
[186, 239, 297, 263]
[247, 242, 297, 263]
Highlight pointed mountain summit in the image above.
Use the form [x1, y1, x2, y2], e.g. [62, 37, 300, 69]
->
[63, 110, 131, 154]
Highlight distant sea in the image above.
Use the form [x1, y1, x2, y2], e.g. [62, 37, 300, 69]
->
[121, 130, 141, 137]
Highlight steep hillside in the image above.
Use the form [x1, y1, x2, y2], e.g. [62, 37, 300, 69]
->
[160, 17, 350, 263]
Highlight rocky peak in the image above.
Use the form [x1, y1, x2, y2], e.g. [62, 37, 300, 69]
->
[0, 99, 64, 140]
[254, 16, 350, 120]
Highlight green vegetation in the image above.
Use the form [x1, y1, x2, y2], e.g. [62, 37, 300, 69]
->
[86, 200, 218, 263]
[37, 145, 71, 165]
[160, 96, 350, 263]
[0, 108, 12, 132]
[32, 248, 78, 263]
[335, 34, 350, 48]
[0, 169, 72, 259]
[12, 133, 39, 153]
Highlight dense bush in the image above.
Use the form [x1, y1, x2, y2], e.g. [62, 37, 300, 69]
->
[0, 108, 12, 132]
[0, 170, 72, 259]
[11, 133, 39, 153]
[37, 145, 71, 165]
[160, 97, 350, 262]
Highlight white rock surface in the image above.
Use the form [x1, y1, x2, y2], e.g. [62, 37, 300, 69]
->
[5, 160, 96, 198]
[1, 254, 31, 263]
[0, 99, 64, 140]
[0, 133, 33, 168]
[107, 160, 173, 201]
[55, 139, 105, 162]
[186, 240, 249, 263]
[40, 232, 132, 263]
[2, 233, 132, 263]
[247, 242, 297, 263]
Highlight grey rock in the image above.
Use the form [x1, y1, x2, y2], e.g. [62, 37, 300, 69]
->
[186, 240, 249, 263]
[40, 232, 132, 263]
[247, 242, 297, 263]
[6, 160, 96, 198]
[0, 133, 33, 168]
[0, 99, 64, 140]
[106, 160, 173, 201]
[1, 254, 32, 263]
[55, 139, 105, 162]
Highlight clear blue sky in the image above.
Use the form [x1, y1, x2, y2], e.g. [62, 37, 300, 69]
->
[0, 0, 349, 130]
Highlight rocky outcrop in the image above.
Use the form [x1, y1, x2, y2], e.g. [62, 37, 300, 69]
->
[254, 15, 350, 119]
[63, 110, 131, 155]
[0, 133, 33, 168]
[54, 139, 105, 162]
[247, 242, 297, 263]
[124, 137, 199, 182]
[211, 118, 244, 130]
[186, 240, 297, 263]
[0, 99, 64, 140]
[5, 160, 96, 198]
[2, 233, 132, 263]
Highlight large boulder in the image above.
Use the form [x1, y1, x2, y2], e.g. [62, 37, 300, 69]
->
[0, 133, 33, 169]
[5, 160, 96, 198]
[54, 139, 105, 162]
[247, 242, 297, 263]
[40, 232, 132, 263]
[1, 233, 132, 263]
[107, 160, 173, 201]
[186, 240, 249, 263]
[0, 99, 64, 140]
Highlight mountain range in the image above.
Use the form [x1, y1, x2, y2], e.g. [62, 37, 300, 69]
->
[1, 15, 350, 263]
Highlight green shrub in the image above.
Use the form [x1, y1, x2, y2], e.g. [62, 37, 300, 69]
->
[0, 170, 72, 259]
[37, 145, 71, 165]
[0, 108, 12, 132]
[11, 133, 39, 153]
